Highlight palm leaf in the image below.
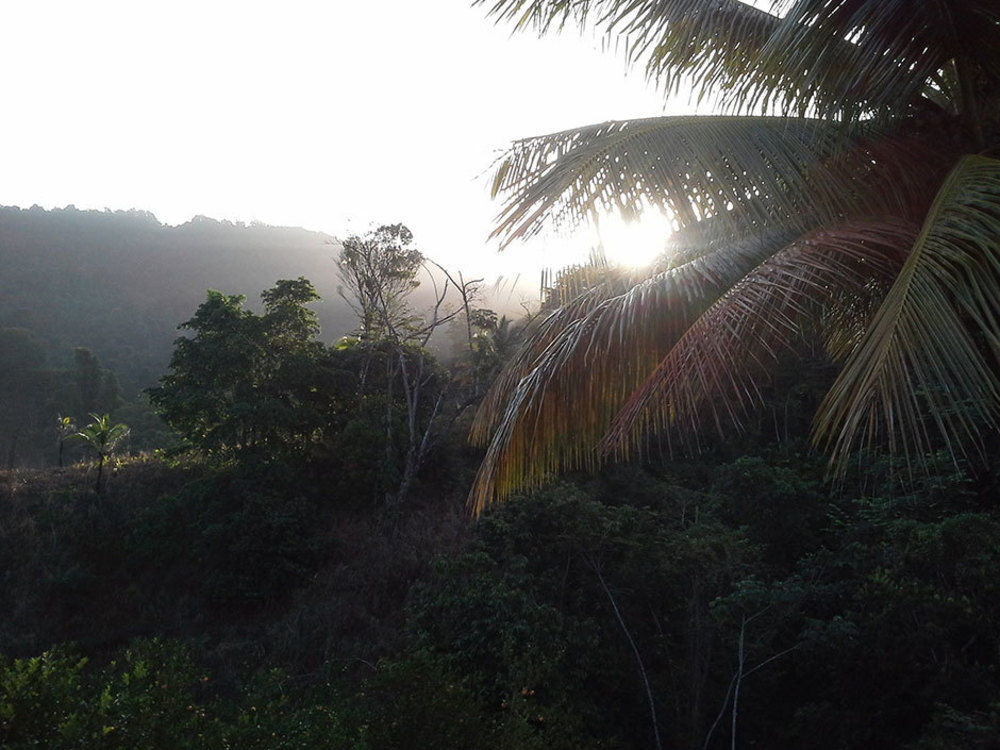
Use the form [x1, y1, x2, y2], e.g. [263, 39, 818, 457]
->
[488, 115, 953, 249]
[601, 219, 918, 455]
[469, 226, 792, 513]
[470, 263, 641, 445]
[477, 0, 999, 119]
[746, 0, 1000, 120]
[474, 0, 866, 115]
[815, 155, 1000, 469]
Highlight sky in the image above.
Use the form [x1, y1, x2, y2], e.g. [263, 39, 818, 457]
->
[0, 1, 703, 279]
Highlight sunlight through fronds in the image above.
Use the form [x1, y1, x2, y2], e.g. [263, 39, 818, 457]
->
[487, 115, 940, 249]
[602, 219, 918, 455]
[471, 0, 1000, 511]
[469, 227, 792, 513]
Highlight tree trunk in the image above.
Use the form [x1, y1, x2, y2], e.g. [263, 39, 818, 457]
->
[95, 454, 104, 494]
[394, 391, 443, 507]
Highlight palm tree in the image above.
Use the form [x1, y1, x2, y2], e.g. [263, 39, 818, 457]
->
[56, 415, 76, 468]
[71, 413, 130, 493]
[469, 0, 1000, 513]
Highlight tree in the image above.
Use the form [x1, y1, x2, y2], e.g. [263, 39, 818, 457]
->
[70, 413, 129, 493]
[469, 0, 1000, 511]
[337, 223, 424, 342]
[337, 225, 479, 505]
[56, 415, 76, 468]
[70, 348, 122, 426]
[148, 278, 353, 460]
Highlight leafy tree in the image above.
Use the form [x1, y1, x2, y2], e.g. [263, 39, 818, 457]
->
[70, 413, 130, 493]
[469, 0, 1000, 510]
[337, 223, 424, 342]
[148, 278, 354, 461]
[73, 348, 121, 419]
[148, 289, 259, 453]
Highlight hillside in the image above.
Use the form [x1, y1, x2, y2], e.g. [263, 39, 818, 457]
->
[0, 205, 354, 394]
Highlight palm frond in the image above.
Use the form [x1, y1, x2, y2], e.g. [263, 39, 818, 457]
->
[469, 226, 791, 513]
[743, 0, 997, 120]
[601, 219, 917, 454]
[474, 0, 854, 115]
[488, 115, 954, 249]
[471, 263, 641, 445]
[815, 155, 1000, 470]
[478, 0, 999, 119]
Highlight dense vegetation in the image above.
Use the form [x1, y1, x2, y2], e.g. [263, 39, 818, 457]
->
[0, 206, 350, 470]
[3, 249, 1000, 746]
[3, 431, 1000, 747]
[0, 208, 499, 471]
[3, 2, 1000, 747]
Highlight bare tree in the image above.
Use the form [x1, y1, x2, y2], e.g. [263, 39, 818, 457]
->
[337, 224, 479, 505]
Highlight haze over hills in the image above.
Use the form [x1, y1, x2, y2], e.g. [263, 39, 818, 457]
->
[0, 205, 505, 395]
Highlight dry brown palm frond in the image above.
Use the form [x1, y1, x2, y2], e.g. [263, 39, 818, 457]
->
[601, 219, 918, 456]
[815, 155, 1000, 470]
[470, 264, 641, 446]
[469, 227, 792, 513]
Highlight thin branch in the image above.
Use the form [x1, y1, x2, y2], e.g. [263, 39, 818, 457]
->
[588, 555, 662, 750]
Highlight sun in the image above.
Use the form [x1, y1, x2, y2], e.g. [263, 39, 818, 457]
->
[590, 211, 676, 269]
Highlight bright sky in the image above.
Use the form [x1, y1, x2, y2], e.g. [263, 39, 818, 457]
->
[0, 1, 702, 280]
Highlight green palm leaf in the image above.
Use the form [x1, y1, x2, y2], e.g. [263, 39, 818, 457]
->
[815, 155, 1000, 468]
[489, 115, 953, 249]
[478, 0, 999, 120]
[748, 0, 1000, 121]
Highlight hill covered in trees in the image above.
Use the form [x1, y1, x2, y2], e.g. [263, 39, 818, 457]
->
[0, 205, 353, 395]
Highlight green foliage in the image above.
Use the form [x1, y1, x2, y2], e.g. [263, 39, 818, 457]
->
[337, 223, 423, 341]
[73, 348, 123, 418]
[359, 653, 498, 750]
[70, 413, 130, 493]
[0, 640, 206, 749]
[122, 463, 327, 610]
[149, 278, 357, 463]
[0, 639, 365, 750]
[402, 454, 1000, 749]
[409, 479, 757, 749]
[3, 444, 1000, 747]
[71, 414, 130, 460]
[0, 332, 130, 468]
[211, 668, 361, 750]
[0, 646, 90, 747]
